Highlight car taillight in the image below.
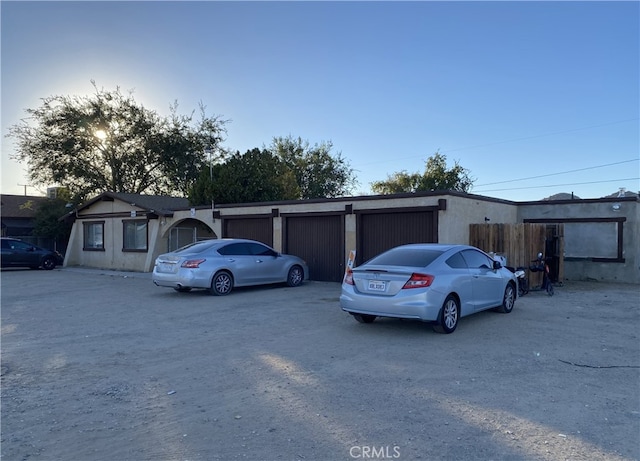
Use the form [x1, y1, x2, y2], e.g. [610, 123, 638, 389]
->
[402, 273, 434, 289]
[343, 268, 354, 285]
[182, 259, 205, 268]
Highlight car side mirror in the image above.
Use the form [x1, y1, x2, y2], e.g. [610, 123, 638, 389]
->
[493, 260, 502, 270]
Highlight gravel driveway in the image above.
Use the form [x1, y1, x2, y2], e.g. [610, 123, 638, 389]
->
[1, 268, 639, 461]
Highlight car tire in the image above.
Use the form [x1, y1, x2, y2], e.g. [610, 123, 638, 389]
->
[498, 283, 516, 313]
[41, 256, 56, 270]
[173, 287, 192, 293]
[352, 314, 376, 324]
[433, 295, 459, 334]
[210, 271, 233, 296]
[286, 265, 304, 287]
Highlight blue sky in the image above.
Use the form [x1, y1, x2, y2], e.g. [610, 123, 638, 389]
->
[2, 1, 638, 201]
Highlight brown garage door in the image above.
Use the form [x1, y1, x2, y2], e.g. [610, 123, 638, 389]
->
[223, 216, 273, 246]
[357, 208, 438, 264]
[284, 214, 344, 282]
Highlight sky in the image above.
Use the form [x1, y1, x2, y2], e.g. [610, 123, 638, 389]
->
[1, 1, 638, 202]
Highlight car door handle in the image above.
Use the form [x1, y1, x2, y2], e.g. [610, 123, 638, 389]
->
[226, 258, 235, 262]
[255, 259, 263, 263]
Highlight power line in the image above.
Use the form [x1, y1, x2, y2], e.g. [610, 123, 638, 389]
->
[475, 159, 640, 187]
[473, 177, 639, 193]
[353, 118, 639, 168]
[442, 118, 639, 154]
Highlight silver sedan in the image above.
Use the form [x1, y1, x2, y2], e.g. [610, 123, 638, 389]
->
[153, 239, 308, 295]
[340, 244, 517, 334]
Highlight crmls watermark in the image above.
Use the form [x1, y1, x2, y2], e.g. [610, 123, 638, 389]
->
[349, 445, 401, 459]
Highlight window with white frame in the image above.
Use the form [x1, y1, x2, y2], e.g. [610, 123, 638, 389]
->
[83, 221, 105, 250]
[123, 220, 148, 251]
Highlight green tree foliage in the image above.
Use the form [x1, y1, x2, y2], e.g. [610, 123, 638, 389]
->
[269, 136, 357, 199]
[189, 149, 299, 205]
[190, 136, 358, 206]
[33, 197, 74, 244]
[371, 152, 474, 194]
[7, 81, 227, 202]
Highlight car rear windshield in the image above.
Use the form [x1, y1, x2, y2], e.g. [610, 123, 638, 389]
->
[365, 248, 444, 267]
[174, 241, 219, 254]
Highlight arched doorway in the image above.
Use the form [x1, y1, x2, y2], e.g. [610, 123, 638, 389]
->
[167, 218, 217, 251]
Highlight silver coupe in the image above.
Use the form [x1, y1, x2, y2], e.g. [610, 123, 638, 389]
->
[340, 244, 517, 334]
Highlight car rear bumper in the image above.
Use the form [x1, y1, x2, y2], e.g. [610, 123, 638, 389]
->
[152, 269, 211, 290]
[339, 286, 444, 322]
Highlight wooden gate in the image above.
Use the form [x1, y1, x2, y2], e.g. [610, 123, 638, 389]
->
[469, 223, 564, 285]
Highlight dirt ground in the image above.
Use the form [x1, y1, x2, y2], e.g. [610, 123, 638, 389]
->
[1, 268, 639, 461]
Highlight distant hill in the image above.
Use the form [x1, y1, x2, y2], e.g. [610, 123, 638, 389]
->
[543, 188, 638, 201]
[543, 192, 581, 201]
[603, 188, 638, 198]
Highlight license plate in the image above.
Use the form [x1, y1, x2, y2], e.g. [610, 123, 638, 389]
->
[368, 280, 386, 292]
[158, 262, 176, 273]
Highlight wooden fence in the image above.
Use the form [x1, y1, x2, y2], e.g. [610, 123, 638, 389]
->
[469, 223, 564, 286]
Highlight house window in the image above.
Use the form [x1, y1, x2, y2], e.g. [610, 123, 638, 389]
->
[123, 220, 148, 252]
[83, 221, 105, 251]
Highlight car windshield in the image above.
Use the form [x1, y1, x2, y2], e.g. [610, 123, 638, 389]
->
[364, 248, 444, 267]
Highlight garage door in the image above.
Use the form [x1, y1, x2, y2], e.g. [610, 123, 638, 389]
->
[357, 209, 438, 264]
[285, 214, 344, 282]
[223, 216, 273, 246]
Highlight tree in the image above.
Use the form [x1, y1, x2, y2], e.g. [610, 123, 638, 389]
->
[190, 136, 358, 206]
[370, 171, 423, 194]
[33, 194, 74, 248]
[189, 148, 299, 205]
[33, 198, 73, 240]
[371, 152, 474, 194]
[7, 81, 227, 202]
[269, 136, 357, 199]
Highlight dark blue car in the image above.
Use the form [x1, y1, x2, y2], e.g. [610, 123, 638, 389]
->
[1, 238, 63, 270]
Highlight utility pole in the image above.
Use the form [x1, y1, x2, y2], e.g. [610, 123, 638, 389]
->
[204, 146, 214, 211]
[17, 184, 30, 196]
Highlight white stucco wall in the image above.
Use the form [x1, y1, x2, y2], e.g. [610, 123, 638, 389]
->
[518, 198, 639, 284]
[64, 201, 217, 272]
[437, 196, 518, 244]
[64, 192, 638, 284]
[64, 198, 162, 271]
[214, 193, 517, 265]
